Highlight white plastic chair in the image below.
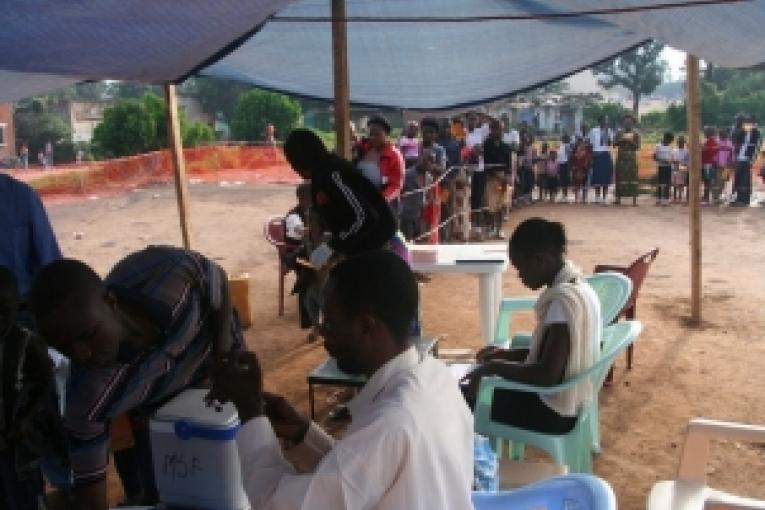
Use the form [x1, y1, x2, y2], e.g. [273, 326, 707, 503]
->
[647, 418, 765, 510]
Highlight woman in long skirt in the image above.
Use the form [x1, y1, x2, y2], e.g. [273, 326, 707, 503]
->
[614, 115, 641, 205]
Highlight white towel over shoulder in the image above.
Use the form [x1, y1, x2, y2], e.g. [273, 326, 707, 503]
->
[526, 261, 602, 417]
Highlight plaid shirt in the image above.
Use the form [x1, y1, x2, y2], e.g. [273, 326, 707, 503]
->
[65, 246, 242, 486]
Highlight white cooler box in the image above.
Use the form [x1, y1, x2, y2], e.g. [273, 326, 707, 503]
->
[150, 389, 250, 510]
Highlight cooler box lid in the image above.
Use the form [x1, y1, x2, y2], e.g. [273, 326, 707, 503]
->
[152, 389, 240, 440]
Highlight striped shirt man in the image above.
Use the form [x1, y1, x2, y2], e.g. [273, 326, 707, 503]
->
[63, 246, 243, 486]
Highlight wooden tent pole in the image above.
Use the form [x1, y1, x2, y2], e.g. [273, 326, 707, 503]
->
[332, 0, 351, 159]
[686, 54, 702, 324]
[164, 83, 193, 249]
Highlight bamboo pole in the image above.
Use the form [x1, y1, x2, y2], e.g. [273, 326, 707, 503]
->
[164, 83, 193, 249]
[686, 54, 702, 324]
[332, 0, 351, 159]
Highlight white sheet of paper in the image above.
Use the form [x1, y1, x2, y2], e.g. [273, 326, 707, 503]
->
[449, 362, 477, 381]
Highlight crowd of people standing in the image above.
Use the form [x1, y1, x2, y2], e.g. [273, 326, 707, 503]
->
[341, 110, 764, 247]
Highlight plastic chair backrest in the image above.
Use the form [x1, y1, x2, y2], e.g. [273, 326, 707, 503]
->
[472, 474, 617, 510]
[584, 273, 633, 326]
[494, 275, 631, 346]
[623, 248, 659, 308]
[591, 321, 641, 390]
[264, 215, 287, 251]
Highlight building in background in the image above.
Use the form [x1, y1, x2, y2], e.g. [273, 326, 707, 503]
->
[0, 103, 16, 162]
[58, 100, 112, 143]
[177, 94, 212, 126]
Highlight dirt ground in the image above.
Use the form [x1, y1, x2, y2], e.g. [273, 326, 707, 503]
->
[45, 181, 765, 509]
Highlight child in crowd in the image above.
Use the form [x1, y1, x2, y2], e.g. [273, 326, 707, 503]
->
[536, 142, 549, 201]
[399, 121, 420, 167]
[673, 135, 689, 202]
[716, 128, 735, 201]
[571, 133, 592, 203]
[701, 127, 720, 204]
[1, 267, 69, 510]
[654, 132, 675, 206]
[399, 163, 423, 242]
[545, 150, 560, 202]
[557, 134, 572, 201]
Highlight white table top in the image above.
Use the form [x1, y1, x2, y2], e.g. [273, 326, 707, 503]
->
[408, 243, 509, 274]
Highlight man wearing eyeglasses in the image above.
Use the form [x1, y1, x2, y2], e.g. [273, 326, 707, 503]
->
[207, 250, 474, 510]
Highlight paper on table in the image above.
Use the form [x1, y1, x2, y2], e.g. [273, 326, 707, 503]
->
[449, 362, 477, 381]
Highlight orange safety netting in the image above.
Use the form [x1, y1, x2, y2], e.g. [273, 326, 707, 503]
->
[11, 144, 299, 200]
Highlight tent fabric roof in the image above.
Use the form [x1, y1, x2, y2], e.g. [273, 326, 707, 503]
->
[0, 0, 290, 101]
[1, 1, 764, 108]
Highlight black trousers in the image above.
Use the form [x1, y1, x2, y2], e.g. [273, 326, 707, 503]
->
[463, 384, 576, 434]
[656, 165, 671, 200]
[735, 161, 752, 204]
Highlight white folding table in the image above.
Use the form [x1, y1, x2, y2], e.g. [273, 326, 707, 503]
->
[409, 243, 508, 345]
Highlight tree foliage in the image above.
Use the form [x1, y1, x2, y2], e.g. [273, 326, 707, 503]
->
[639, 68, 765, 132]
[583, 102, 631, 128]
[185, 76, 253, 123]
[231, 89, 302, 142]
[92, 93, 214, 158]
[593, 41, 667, 116]
[107, 81, 163, 100]
[13, 108, 71, 158]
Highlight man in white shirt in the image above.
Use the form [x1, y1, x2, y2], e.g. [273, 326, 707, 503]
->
[732, 114, 761, 206]
[207, 250, 474, 510]
[587, 115, 614, 204]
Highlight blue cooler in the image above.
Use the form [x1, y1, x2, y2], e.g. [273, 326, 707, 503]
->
[150, 389, 249, 510]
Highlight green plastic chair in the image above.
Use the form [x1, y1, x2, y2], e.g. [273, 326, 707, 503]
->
[475, 320, 642, 473]
[491, 272, 633, 454]
[494, 272, 633, 349]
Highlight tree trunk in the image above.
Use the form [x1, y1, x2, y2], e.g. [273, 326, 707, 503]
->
[632, 91, 640, 118]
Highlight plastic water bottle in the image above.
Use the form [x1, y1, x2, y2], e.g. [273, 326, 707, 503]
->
[473, 434, 499, 491]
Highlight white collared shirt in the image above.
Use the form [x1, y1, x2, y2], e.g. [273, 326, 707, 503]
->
[588, 126, 613, 152]
[738, 128, 754, 161]
[503, 130, 520, 146]
[466, 129, 485, 171]
[235, 347, 474, 510]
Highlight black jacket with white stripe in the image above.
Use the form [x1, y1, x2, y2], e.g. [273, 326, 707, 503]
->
[311, 154, 396, 257]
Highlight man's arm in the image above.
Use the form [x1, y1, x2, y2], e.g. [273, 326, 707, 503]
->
[207, 262, 235, 356]
[27, 186, 63, 271]
[236, 414, 407, 509]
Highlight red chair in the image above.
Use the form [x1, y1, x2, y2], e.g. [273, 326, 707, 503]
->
[264, 215, 289, 316]
[595, 247, 659, 376]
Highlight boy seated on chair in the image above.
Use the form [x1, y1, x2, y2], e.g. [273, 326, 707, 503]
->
[461, 218, 601, 434]
[283, 182, 313, 267]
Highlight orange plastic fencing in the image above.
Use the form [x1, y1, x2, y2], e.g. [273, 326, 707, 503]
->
[13, 144, 298, 198]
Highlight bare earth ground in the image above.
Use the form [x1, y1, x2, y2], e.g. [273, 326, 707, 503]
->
[45, 182, 765, 509]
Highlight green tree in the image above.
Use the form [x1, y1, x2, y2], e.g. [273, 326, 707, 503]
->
[92, 94, 161, 157]
[107, 81, 162, 100]
[583, 102, 630, 127]
[186, 76, 253, 123]
[92, 93, 214, 158]
[182, 121, 215, 148]
[593, 41, 667, 116]
[231, 89, 301, 142]
[13, 109, 71, 159]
